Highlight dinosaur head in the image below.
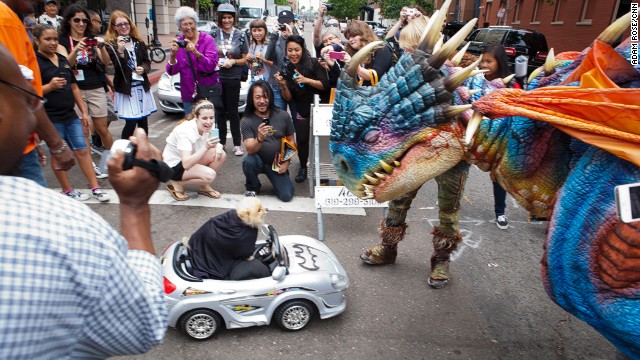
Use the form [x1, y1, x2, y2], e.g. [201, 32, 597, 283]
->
[330, 1, 481, 202]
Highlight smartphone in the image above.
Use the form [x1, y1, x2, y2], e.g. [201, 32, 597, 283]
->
[209, 128, 219, 138]
[329, 51, 344, 60]
[615, 182, 640, 223]
[261, 117, 270, 126]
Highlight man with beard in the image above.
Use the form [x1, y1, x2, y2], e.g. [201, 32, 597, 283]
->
[240, 80, 295, 202]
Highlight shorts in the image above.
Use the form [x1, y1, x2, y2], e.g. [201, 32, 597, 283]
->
[53, 118, 87, 151]
[76, 87, 108, 118]
[170, 162, 185, 181]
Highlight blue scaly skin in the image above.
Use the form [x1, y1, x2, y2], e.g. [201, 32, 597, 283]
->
[330, 25, 640, 359]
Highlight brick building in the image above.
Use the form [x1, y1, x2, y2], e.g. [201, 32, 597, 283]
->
[432, 0, 633, 53]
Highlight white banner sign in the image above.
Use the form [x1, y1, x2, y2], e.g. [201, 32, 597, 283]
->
[315, 186, 388, 208]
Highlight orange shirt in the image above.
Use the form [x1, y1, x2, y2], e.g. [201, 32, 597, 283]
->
[0, 2, 42, 153]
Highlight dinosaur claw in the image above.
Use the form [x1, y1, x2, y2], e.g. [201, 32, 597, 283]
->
[465, 111, 483, 145]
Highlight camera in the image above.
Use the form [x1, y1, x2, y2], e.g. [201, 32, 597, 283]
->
[105, 139, 175, 182]
[325, 4, 334, 11]
[176, 40, 188, 48]
[123, 36, 131, 43]
[278, 24, 287, 31]
[110, 139, 137, 170]
[84, 37, 98, 47]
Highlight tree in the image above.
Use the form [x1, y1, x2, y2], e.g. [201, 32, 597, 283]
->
[325, 0, 368, 20]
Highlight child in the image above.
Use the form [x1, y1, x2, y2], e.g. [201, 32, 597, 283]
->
[246, 19, 273, 83]
[479, 44, 520, 229]
[33, 24, 110, 202]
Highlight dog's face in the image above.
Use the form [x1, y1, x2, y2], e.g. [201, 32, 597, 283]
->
[237, 198, 266, 228]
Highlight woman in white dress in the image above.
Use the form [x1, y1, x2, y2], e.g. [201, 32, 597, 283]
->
[104, 10, 157, 139]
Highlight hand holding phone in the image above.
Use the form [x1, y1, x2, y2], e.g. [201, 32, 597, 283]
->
[615, 182, 640, 223]
[209, 128, 220, 138]
[329, 51, 345, 61]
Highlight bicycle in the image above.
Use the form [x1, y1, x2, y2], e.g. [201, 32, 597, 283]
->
[147, 33, 166, 64]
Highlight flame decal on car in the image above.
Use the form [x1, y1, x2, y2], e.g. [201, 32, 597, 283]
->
[293, 244, 319, 271]
[182, 287, 211, 296]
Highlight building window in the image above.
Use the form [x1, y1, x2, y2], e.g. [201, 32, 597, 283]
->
[531, 0, 541, 24]
[484, 1, 493, 26]
[577, 0, 594, 25]
[512, 0, 522, 24]
[552, 0, 564, 24]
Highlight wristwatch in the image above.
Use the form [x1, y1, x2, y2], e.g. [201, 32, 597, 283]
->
[49, 140, 68, 155]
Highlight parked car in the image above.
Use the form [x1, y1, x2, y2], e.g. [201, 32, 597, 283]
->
[196, 20, 216, 33]
[463, 26, 549, 75]
[157, 72, 250, 115]
[161, 225, 349, 340]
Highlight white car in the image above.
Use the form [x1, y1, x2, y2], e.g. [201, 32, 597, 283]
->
[157, 72, 250, 115]
[161, 225, 349, 340]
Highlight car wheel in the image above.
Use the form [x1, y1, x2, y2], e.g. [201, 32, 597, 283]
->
[179, 309, 222, 340]
[274, 300, 314, 331]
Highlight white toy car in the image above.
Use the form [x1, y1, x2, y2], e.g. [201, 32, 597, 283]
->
[161, 225, 349, 340]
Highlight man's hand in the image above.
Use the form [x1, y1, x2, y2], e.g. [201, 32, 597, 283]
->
[108, 128, 161, 207]
[278, 160, 289, 174]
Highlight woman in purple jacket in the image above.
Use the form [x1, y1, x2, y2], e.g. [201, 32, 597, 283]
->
[166, 6, 219, 116]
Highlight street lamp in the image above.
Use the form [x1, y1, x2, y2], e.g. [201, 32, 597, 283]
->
[150, 0, 161, 47]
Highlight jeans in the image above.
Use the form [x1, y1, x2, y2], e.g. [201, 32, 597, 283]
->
[53, 119, 86, 150]
[216, 78, 242, 147]
[183, 101, 194, 116]
[243, 154, 294, 202]
[20, 149, 46, 187]
[492, 181, 507, 216]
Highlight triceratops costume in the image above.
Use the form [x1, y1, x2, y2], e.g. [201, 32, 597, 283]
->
[329, 1, 640, 357]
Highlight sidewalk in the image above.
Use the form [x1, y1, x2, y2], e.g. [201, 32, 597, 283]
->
[147, 33, 176, 86]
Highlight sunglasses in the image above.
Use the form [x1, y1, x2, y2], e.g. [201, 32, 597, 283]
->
[0, 78, 47, 112]
[72, 17, 89, 24]
[114, 22, 130, 28]
[326, 23, 340, 27]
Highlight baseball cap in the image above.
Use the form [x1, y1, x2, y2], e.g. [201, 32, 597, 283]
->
[44, 0, 57, 4]
[278, 10, 294, 24]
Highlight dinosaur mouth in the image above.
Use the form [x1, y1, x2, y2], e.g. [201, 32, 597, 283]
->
[353, 138, 465, 202]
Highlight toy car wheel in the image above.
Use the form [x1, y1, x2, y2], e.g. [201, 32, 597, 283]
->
[274, 300, 314, 331]
[179, 309, 222, 340]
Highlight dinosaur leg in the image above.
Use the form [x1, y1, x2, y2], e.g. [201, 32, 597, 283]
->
[360, 188, 419, 265]
[428, 161, 470, 288]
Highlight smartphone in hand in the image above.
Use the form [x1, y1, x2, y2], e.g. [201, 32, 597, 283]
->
[329, 51, 344, 60]
[210, 128, 219, 138]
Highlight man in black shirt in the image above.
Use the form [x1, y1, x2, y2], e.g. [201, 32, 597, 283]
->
[240, 80, 295, 202]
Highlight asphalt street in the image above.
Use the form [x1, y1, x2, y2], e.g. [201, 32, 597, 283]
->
[40, 22, 617, 360]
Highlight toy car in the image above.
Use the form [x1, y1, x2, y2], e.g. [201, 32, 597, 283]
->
[161, 225, 349, 340]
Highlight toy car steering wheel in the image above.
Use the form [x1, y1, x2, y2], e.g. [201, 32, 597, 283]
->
[267, 225, 284, 266]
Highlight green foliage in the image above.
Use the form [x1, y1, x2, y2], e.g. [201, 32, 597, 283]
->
[381, 0, 434, 19]
[325, 0, 369, 20]
[199, 0, 214, 12]
[274, 0, 289, 5]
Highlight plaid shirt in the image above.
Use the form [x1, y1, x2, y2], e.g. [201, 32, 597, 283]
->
[0, 176, 167, 359]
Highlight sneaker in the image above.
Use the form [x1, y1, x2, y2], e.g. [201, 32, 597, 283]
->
[92, 188, 111, 202]
[496, 215, 509, 230]
[234, 146, 244, 156]
[63, 189, 90, 201]
[93, 162, 108, 179]
[244, 191, 257, 197]
[90, 142, 105, 156]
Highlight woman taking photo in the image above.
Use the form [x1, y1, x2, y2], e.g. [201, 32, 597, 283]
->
[166, 6, 219, 116]
[105, 10, 156, 140]
[274, 35, 329, 183]
[213, 4, 249, 156]
[344, 20, 393, 87]
[57, 3, 113, 151]
[34, 24, 110, 202]
[163, 100, 227, 201]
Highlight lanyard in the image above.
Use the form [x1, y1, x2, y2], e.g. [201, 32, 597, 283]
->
[219, 28, 235, 58]
[251, 43, 265, 56]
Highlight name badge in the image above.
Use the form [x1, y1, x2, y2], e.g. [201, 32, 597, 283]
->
[132, 73, 144, 81]
[74, 69, 85, 81]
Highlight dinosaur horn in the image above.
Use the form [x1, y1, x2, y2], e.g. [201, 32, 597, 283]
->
[429, 18, 478, 68]
[416, 10, 440, 53]
[502, 74, 515, 85]
[528, 66, 543, 84]
[346, 41, 384, 78]
[444, 55, 485, 92]
[451, 42, 471, 66]
[433, 34, 445, 54]
[544, 48, 555, 76]
[598, 12, 631, 45]
[418, 0, 451, 54]
[465, 111, 484, 145]
[445, 104, 472, 117]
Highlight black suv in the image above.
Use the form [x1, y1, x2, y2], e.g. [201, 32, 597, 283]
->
[464, 26, 549, 75]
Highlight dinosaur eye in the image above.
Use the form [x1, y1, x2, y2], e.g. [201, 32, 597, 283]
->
[364, 130, 380, 143]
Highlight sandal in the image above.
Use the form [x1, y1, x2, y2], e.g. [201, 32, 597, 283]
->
[197, 188, 222, 199]
[167, 184, 189, 201]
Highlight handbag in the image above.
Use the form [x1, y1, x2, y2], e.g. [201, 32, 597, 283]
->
[186, 51, 223, 108]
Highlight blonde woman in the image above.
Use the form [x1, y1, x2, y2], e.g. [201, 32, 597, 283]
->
[344, 20, 393, 87]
